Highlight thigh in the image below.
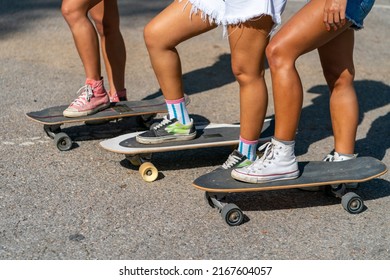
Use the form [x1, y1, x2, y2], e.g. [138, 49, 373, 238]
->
[62, 0, 102, 13]
[147, 0, 217, 47]
[318, 29, 355, 85]
[270, 0, 351, 60]
[228, 15, 274, 71]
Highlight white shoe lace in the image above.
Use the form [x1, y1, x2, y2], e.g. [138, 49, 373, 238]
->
[70, 85, 94, 106]
[153, 116, 172, 130]
[222, 153, 242, 169]
[250, 142, 277, 170]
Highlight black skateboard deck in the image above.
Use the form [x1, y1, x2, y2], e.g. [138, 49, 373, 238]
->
[26, 95, 189, 151]
[193, 157, 387, 226]
[100, 119, 274, 182]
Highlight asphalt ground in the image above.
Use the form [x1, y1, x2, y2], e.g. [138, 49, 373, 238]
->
[0, 0, 389, 261]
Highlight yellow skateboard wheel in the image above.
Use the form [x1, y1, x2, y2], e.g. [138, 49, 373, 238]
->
[139, 162, 158, 182]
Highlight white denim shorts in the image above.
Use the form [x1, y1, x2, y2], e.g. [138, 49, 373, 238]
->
[180, 0, 287, 28]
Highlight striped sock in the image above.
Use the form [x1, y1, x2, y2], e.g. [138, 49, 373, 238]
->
[238, 136, 258, 161]
[166, 97, 191, 125]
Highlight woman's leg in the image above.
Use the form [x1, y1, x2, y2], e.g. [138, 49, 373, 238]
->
[266, 0, 351, 142]
[143, 0, 217, 101]
[136, 1, 218, 144]
[318, 29, 357, 155]
[227, 16, 274, 160]
[62, 0, 103, 81]
[90, 0, 126, 98]
[62, 0, 110, 117]
[231, 0, 354, 183]
[228, 16, 273, 141]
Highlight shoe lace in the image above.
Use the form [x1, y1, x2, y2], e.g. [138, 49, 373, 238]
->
[251, 141, 277, 170]
[153, 116, 172, 130]
[323, 154, 334, 162]
[222, 153, 243, 169]
[71, 85, 94, 106]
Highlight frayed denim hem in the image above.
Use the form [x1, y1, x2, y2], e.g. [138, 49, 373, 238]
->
[346, 15, 364, 30]
[179, 0, 223, 25]
[222, 13, 282, 37]
[179, 0, 282, 37]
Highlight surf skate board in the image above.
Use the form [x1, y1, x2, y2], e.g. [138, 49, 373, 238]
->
[100, 118, 274, 182]
[193, 156, 387, 226]
[26, 95, 189, 151]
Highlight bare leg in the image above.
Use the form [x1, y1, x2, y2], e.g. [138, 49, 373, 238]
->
[266, 0, 352, 142]
[90, 0, 126, 94]
[143, 1, 217, 100]
[61, 0, 103, 81]
[227, 16, 274, 141]
[318, 29, 357, 154]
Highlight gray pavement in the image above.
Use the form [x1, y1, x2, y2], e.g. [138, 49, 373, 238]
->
[0, 0, 389, 260]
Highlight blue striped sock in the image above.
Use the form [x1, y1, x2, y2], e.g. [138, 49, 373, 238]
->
[238, 136, 258, 161]
[166, 97, 191, 124]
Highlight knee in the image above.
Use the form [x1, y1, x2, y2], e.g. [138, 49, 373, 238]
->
[231, 62, 265, 86]
[144, 21, 178, 52]
[143, 22, 159, 50]
[266, 39, 294, 72]
[61, 2, 79, 24]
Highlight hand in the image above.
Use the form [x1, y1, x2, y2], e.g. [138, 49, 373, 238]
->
[323, 0, 347, 31]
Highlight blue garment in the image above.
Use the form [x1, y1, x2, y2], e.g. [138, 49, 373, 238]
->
[346, 0, 375, 29]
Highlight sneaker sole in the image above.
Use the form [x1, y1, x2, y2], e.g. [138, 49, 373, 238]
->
[63, 103, 110, 118]
[136, 133, 196, 144]
[231, 169, 300, 184]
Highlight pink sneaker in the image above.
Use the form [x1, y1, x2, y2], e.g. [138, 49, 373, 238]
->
[109, 88, 127, 103]
[63, 78, 110, 118]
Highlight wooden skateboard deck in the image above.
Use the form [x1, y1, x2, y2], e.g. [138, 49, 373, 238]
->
[193, 157, 387, 226]
[26, 95, 189, 151]
[100, 118, 274, 182]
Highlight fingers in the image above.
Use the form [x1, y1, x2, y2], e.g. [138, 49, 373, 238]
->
[323, 0, 347, 31]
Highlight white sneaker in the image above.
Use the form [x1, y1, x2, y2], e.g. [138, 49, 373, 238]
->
[323, 152, 357, 162]
[231, 138, 299, 183]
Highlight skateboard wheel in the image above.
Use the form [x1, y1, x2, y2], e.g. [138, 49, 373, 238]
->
[139, 162, 158, 182]
[54, 132, 72, 151]
[341, 192, 364, 214]
[221, 203, 244, 226]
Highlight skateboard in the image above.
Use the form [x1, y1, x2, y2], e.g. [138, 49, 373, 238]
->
[193, 157, 388, 226]
[99, 118, 274, 182]
[26, 95, 189, 151]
